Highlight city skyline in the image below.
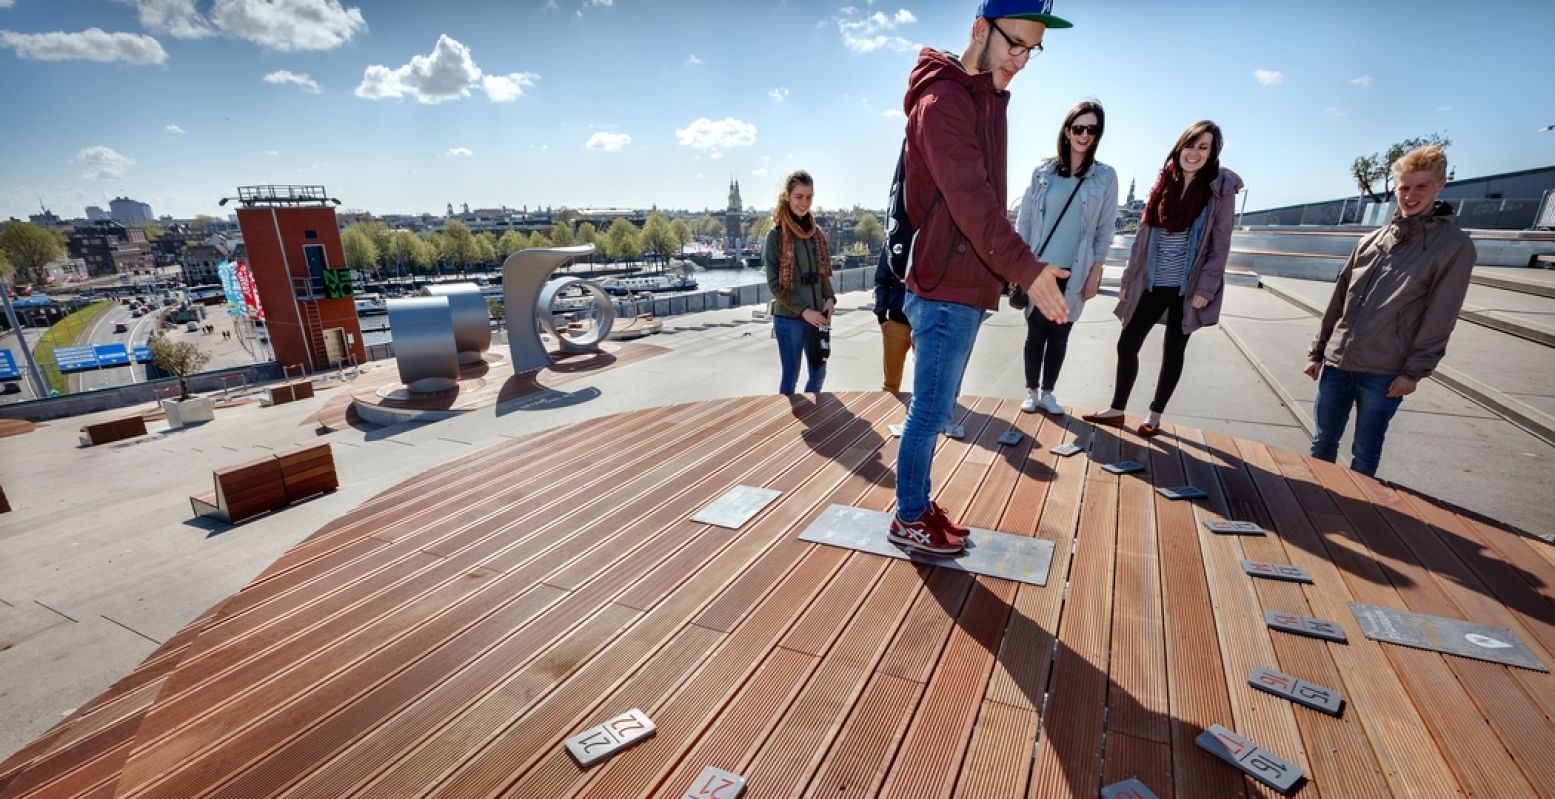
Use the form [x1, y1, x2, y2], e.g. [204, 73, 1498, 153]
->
[3, 0, 1552, 221]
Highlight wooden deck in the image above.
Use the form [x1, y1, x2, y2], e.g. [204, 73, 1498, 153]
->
[3, 392, 1553, 798]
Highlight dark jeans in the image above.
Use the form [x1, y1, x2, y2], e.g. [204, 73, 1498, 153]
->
[1023, 312, 1074, 392]
[1310, 365, 1404, 476]
[773, 314, 825, 394]
[1112, 285, 1191, 414]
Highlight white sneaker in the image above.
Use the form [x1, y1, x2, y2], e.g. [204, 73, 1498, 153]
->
[1037, 393, 1064, 415]
[1020, 391, 1039, 413]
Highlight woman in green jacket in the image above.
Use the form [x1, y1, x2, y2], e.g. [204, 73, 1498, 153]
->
[764, 169, 835, 394]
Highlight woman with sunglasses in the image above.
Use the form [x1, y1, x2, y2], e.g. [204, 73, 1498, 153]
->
[1014, 100, 1118, 415]
[1082, 120, 1242, 436]
[764, 169, 835, 394]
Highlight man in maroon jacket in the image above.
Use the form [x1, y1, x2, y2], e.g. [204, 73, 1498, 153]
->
[888, 0, 1073, 556]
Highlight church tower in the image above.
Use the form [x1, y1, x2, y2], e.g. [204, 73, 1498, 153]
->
[725, 177, 743, 257]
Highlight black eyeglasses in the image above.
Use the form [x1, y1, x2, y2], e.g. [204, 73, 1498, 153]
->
[1069, 124, 1101, 136]
[987, 18, 1042, 58]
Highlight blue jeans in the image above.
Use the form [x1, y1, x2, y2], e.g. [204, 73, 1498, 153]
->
[774, 314, 825, 394]
[896, 293, 985, 522]
[1310, 365, 1404, 476]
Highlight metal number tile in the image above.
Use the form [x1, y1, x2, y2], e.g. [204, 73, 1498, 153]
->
[1249, 667, 1344, 716]
[691, 485, 782, 529]
[1155, 485, 1207, 500]
[1204, 519, 1267, 535]
[1100, 777, 1160, 799]
[566, 709, 656, 767]
[1197, 725, 1304, 794]
[1101, 460, 1145, 475]
[682, 766, 747, 799]
[1264, 610, 1347, 642]
[942, 424, 966, 440]
[1291, 679, 1345, 715]
[1049, 442, 1083, 457]
[1241, 559, 1313, 583]
[996, 429, 1023, 446]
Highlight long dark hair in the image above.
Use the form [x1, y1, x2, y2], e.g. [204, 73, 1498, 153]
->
[1056, 100, 1104, 178]
[1143, 119, 1223, 233]
[1163, 119, 1222, 183]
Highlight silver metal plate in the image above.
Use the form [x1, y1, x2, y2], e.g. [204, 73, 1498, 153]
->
[1249, 666, 1344, 715]
[888, 424, 903, 437]
[564, 708, 656, 767]
[1204, 519, 1266, 535]
[1350, 602, 1548, 672]
[1100, 777, 1160, 799]
[1265, 610, 1347, 642]
[1101, 460, 1145, 475]
[682, 766, 747, 798]
[691, 485, 781, 529]
[797, 504, 1055, 586]
[1196, 724, 1304, 794]
[1155, 485, 1207, 500]
[1049, 442, 1083, 457]
[996, 430, 1023, 446]
[942, 424, 966, 440]
[1242, 560, 1312, 583]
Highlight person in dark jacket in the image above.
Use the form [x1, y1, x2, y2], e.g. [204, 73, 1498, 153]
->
[1082, 120, 1242, 437]
[888, 0, 1072, 557]
[873, 254, 911, 392]
[1305, 145, 1475, 476]
[764, 170, 835, 395]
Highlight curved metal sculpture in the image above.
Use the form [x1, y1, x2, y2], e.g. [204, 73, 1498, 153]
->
[501, 244, 607, 374]
[537, 276, 616, 354]
[386, 296, 460, 393]
[420, 283, 491, 364]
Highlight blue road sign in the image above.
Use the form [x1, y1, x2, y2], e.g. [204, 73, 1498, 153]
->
[0, 349, 18, 380]
[132, 346, 152, 363]
[54, 345, 99, 372]
[93, 343, 131, 366]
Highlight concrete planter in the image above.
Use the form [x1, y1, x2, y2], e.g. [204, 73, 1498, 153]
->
[162, 396, 215, 429]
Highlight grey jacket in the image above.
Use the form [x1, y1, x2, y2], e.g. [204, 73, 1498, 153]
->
[1014, 159, 1119, 320]
[1116, 167, 1243, 334]
[1309, 202, 1475, 380]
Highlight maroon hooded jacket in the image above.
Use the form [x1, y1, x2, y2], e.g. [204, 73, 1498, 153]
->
[903, 48, 1046, 310]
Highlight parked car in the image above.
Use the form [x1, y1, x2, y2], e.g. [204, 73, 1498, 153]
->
[186, 321, 199, 332]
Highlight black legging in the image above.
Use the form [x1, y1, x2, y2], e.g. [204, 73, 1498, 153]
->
[1023, 313, 1073, 392]
[1112, 285, 1192, 414]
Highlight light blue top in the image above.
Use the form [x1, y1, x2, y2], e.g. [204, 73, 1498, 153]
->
[1036, 173, 1084, 279]
[1014, 159, 1120, 320]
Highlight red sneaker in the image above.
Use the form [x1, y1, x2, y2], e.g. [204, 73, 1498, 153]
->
[888, 511, 966, 556]
[927, 500, 970, 538]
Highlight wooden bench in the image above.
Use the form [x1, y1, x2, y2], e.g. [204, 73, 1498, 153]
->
[265, 380, 316, 406]
[78, 415, 148, 446]
[189, 442, 336, 524]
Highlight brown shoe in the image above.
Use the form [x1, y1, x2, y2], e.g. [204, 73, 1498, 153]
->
[1136, 422, 1161, 437]
[1081, 411, 1127, 428]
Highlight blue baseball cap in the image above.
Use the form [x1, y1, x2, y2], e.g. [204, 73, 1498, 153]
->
[976, 0, 1072, 28]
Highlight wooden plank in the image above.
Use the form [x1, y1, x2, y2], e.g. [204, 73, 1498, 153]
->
[953, 699, 1041, 799]
[801, 672, 925, 798]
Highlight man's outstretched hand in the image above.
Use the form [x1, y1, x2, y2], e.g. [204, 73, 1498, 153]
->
[1028, 266, 1071, 324]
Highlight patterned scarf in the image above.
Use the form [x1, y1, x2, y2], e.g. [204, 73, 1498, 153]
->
[1143, 164, 1214, 234]
[775, 204, 832, 292]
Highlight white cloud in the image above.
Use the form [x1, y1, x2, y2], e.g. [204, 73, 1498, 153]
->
[675, 117, 758, 157]
[769, 86, 789, 102]
[1349, 74, 1373, 88]
[482, 71, 537, 102]
[74, 145, 135, 180]
[1438, 105, 1454, 112]
[165, 123, 186, 134]
[684, 53, 701, 66]
[836, 7, 918, 54]
[446, 147, 472, 157]
[1254, 69, 1283, 87]
[752, 168, 768, 176]
[0, 1, 14, 7]
[0, 28, 167, 64]
[585, 131, 631, 151]
[209, 0, 364, 51]
[263, 69, 321, 93]
[115, 0, 214, 38]
[357, 34, 537, 104]
[264, 149, 280, 156]
[882, 108, 903, 118]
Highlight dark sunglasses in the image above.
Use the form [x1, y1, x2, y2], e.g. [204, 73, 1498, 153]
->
[1069, 123, 1101, 136]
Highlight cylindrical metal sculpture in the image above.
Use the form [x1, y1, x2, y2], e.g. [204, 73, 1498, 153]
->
[537, 276, 616, 354]
[502, 244, 603, 374]
[421, 283, 491, 365]
[386, 296, 460, 394]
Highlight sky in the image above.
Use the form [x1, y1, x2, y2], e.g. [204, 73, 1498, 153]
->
[2, 0, 1553, 222]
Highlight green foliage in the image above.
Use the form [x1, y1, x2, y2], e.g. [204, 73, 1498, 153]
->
[747, 216, 773, 245]
[473, 231, 497, 266]
[341, 225, 380, 273]
[641, 213, 677, 265]
[669, 218, 692, 253]
[0, 221, 66, 286]
[691, 215, 724, 240]
[149, 336, 211, 400]
[0, 247, 12, 281]
[605, 218, 642, 261]
[575, 221, 599, 247]
[439, 220, 476, 270]
[852, 213, 884, 251]
[391, 230, 433, 272]
[131, 221, 164, 240]
[32, 301, 113, 396]
[529, 231, 553, 249]
[497, 229, 529, 256]
[1352, 132, 1452, 201]
[191, 214, 219, 232]
[551, 223, 576, 247]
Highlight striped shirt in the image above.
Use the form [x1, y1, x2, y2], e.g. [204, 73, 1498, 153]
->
[1152, 229, 1191, 289]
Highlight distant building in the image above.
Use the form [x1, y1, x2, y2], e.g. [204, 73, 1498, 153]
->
[725, 177, 743, 254]
[181, 234, 241, 287]
[28, 208, 63, 228]
[85, 206, 109, 221]
[109, 196, 153, 222]
[67, 222, 128, 277]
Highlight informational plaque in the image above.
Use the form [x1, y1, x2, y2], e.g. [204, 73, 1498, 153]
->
[682, 766, 746, 798]
[1100, 777, 1159, 799]
[1101, 460, 1145, 475]
[1241, 560, 1312, 583]
[1248, 666, 1344, 715]
[691, 485, 781, 529]
[1350, 602, 1548, 671]
[1204, 520, 1266, 535]
[565, 708, 656, 766]
[1196, 725, 1304, 794]
[1265, 610, 1346, 642]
